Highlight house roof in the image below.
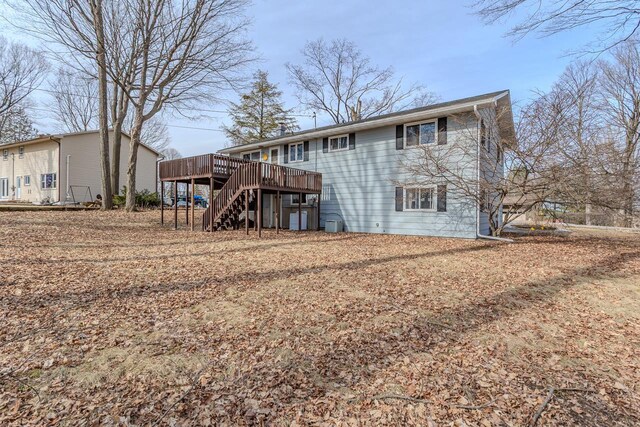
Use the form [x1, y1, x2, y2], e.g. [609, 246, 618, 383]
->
[219, 90, 513, 154]
[0, 129, 162, 156]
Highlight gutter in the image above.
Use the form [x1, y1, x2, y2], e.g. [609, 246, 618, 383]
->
[473, 105, 512, 243]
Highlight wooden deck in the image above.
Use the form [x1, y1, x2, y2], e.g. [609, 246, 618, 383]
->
[158, 154, 322, 235]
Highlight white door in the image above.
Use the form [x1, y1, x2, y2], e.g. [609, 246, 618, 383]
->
[15, 176, 21, 199]
[0, 178, 8, 199]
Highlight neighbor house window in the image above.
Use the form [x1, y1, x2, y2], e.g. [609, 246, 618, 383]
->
[329, 135, 348, 151]
[405, 121, 436, 147]
[404, 187, 435, 210]
[18, 146, 24, 158]
[24, 175, 30, 186]
[2, 149, 7, 160]
[289, 142, 304, 162]
[41, 173, 57, 189]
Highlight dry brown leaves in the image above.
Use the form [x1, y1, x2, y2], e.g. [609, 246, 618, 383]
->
[0, 211, 639, 426]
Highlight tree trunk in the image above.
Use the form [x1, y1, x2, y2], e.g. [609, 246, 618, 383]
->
[111, 119, 122, 194]
[91, 0, 112, 210]
[125, 108, 143, 211]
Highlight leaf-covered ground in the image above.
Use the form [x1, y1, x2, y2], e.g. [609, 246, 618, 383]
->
[0, 211, 638, 426]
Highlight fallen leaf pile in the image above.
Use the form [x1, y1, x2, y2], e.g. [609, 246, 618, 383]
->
[0, 211, 638, 425]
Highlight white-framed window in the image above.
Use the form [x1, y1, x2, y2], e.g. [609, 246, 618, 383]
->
[242, 151, 261, 162]
[329, 134, 349, 152]
[289, 142, 304, 162]
[23, 175, 30, 186]
[18, 146, 24, 158]
[41, 173, 57, 189]
[404, 187, 436, 211]
[291, 193, 308, 205]
[405, 120, 436, 147]
[2, 149, 7, 160]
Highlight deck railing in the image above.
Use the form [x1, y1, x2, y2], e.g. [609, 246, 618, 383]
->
[159, 153, 252, 180]
[202, 162, 322, 230]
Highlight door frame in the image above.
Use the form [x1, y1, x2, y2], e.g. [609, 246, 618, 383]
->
[15, 175, 21, 199]
[0, 177, 8, 200]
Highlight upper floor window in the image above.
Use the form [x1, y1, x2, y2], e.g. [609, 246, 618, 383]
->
[18, 146, 24, 158]
[289, 142, 304, 162]
[329, 135, 348, 152]
[405, 187, 435, 211]
[405, 121, 436, 147]
[2, 149, 7, 160]
[242, 151, 261, 162]
[41, 173, 57, 189]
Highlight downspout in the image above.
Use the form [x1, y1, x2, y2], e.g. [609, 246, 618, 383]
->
[473, 105, 512, 243]
[54, 138, 61, 203]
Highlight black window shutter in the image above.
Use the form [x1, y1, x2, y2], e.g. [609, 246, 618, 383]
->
[437, 117, 447, 145]
[348, 133, 356, 150]
[243, 153, 250, 160]
[437, 185, 447, 212]
[395, 125, 404, 150]
[322, 137, 329, 153]
[303, 141, 309, 161]
[395, 187, 404, 211]
[283, 144, 289, 164]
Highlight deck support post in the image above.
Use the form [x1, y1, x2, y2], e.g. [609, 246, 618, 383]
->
[257, 188, 262, 238]
[160, 181, 164, 225]
[185, 182, 189, 226]
[276, 190, 280, 234]
[317, 194, 321, 230]
[245, 189, 249, 235]
[298, 192, 302, 232]
[173, 180, 178, 230]
[254, 190, 257, 231]
[209, 177, 214, 232]
[190, 178, 195, 231]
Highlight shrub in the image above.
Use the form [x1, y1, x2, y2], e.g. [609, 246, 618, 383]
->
[113, 187, 160, 209]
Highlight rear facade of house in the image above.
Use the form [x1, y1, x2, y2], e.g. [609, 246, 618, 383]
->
[219, 91, 512, 238]
[0, 130, 159, 204]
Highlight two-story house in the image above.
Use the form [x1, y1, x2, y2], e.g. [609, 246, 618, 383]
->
[0, 130, 160, 204]
[215, 90, 513, 238]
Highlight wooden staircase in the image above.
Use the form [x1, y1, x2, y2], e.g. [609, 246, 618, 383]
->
[159, 153, 321, 233]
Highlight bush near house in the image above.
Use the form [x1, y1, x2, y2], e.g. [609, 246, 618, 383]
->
[113, 187, 160, 209]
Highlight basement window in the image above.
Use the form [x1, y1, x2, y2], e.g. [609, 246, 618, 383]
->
[404, 187, 435, 211]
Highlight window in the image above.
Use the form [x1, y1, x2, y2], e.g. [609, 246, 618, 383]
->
[405, 121, 436, 147]
[404, 187, 435, 210]
[242, 151, 261, 161]
[329, 135, 348, 151]
[18, 146, 24, 158]
[480, 119, 491, 152]
[2, 149, 7, 160]
[41, 173, 57, 189]
[289, 142, 304, 162]
[23, 175, 30, 186]
[291, 193, 308, 205]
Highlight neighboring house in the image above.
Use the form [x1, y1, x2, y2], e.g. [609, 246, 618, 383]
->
[0, 130, 160, 204]
[218, 90, 514, 238]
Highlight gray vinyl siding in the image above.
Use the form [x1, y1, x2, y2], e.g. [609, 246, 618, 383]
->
[256, 113, 481, 239]
[477, 106, 504, 235]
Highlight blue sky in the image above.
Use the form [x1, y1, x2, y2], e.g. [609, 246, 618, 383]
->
[3, 0, 600, 156]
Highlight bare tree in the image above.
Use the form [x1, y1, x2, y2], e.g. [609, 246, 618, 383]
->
[0, 37, 49, 117]
[15, 0, 114, 209]
[107, 0, 251, 211]
[398, 103, 558, 236]
[51, 68, 98, 132]
[287, 39, 434, 124]
[473, 0, 640, 53]
[134, 116, 171, 154]
[598, 40, 640, 226]
[0, 104, 38, 145]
